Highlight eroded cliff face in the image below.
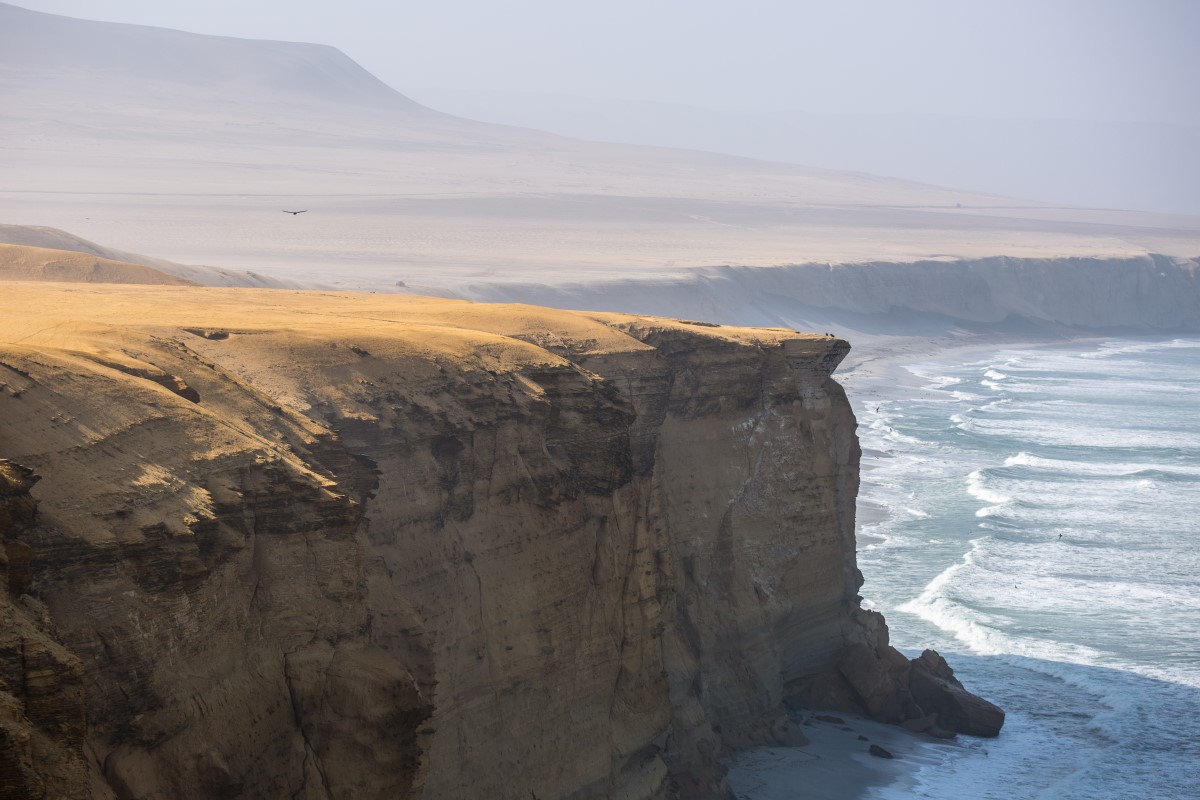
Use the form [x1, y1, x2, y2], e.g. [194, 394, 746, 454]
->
[0, 461, 89, 800]
[0, 285, 999, 799]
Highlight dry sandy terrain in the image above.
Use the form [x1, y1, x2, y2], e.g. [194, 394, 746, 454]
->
[0, 280, 816, 359]
[3, 3, 1199, 296]
[0, 242, 195, 285]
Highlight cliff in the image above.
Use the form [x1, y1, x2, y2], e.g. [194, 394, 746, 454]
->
[0, 283, 1000, 799]
[468, 254, 1200, 333]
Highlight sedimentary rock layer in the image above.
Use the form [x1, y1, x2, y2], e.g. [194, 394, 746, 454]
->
[0, 283, 999, 799]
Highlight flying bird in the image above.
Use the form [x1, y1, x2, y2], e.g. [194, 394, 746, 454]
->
[282, 210, 307, 215]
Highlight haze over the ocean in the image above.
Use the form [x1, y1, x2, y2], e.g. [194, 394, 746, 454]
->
[13, 0, 1200, 213]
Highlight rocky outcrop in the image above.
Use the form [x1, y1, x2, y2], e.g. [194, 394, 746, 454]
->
[908, 650, 1005, 738]
[789, 610, 1004, 739]
[0, 285, 1001, 799]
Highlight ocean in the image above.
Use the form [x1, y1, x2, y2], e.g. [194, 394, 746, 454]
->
[732, 336, 1200, 799]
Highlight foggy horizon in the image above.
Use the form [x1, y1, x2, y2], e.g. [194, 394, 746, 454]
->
[10, 0, 1200, 126]
[4, 0, 1198, 212]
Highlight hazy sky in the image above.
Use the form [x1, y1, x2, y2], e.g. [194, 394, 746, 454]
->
[12, 0, 1200, 124]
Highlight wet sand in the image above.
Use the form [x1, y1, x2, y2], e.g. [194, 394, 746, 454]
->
[727, 712, 968, 800]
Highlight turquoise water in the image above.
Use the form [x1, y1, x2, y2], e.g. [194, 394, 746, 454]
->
[846, 337, 1200, 799]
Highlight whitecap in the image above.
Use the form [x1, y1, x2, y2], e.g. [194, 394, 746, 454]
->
[1002, 451, 1200, 480]
[975, 505, 1008, 518]
[965, 469, 1011, 504]
[1079, 338, 1198, 360]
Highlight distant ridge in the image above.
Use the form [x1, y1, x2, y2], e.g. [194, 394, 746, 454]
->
[0, 1, 422, 109]
[0, 225, 309, 289]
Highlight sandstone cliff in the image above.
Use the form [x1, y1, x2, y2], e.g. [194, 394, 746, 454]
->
[0, 283, 1000, 799]
[1, 461, 89, 800]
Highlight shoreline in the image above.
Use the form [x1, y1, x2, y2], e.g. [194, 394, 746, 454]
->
[826, 324, 1194, 390]
[834, 327, 1107, 385]
[724, 332, 1010, 800]
[726, 712, 968, 800]
[729, 328, 1177, 800]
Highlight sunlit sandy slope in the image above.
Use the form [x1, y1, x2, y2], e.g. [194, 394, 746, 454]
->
[0, 242, 196, 285]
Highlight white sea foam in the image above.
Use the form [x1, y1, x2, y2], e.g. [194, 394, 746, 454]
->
[923, 374, 964, 390]
[1079, 338, 1194, 359]
[974, 505, 1007, 518]
[1003, 451, 1200, 479]
[865, 416, 925, 447]
[965, 469, 1011, 504]
[845, 337, 1200, 800]
[897, 542, 1109, 667]
[955, 414, 1200, 449]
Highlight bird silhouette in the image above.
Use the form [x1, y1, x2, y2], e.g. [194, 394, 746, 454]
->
[282, 210, 307, 215]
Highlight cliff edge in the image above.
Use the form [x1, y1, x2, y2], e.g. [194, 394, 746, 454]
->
[0, 283, 1001, 799]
